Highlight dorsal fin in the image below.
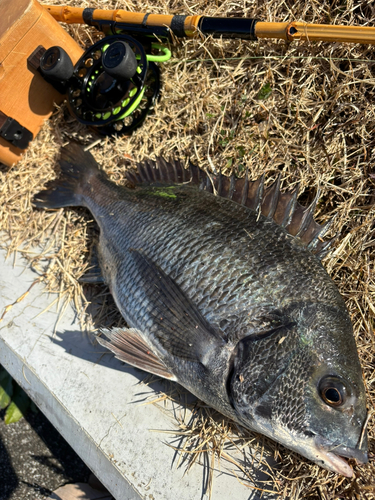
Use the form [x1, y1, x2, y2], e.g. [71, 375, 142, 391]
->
[126, 158, 335, 259]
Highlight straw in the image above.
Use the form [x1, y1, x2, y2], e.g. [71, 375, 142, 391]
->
[0, 0, 374, 497]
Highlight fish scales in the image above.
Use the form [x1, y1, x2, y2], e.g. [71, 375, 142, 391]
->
[86, 182, 342, 338]
[33, 143, 368, 478]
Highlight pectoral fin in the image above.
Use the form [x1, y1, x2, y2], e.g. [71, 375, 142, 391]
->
[128, 249, 227, 365]
[97, 327, 176, 380]
[97, 250, 227, 377]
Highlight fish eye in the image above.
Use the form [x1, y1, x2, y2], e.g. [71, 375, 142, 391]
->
[319, 376, 347, 407]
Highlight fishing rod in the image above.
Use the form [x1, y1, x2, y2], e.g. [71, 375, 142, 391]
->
[45, 5, 375, 44]
[36, 5, 375, 138]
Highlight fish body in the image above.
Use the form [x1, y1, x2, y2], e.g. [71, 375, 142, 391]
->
[33, 144, 368, 476]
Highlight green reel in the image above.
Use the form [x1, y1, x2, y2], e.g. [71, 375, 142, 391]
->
[66, 34, 171, 135]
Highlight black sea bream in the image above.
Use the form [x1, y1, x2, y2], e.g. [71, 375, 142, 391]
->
[33, 143, 368, 476]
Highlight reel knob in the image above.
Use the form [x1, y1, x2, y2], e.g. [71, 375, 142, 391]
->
[40, 46, 74, 82]
[102, 41, 138, 80]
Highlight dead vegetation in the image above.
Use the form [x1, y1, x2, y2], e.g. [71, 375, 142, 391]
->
[0, 0, 374, 498]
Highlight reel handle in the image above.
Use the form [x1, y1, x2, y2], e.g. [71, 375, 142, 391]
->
[102, 41, 138, 80]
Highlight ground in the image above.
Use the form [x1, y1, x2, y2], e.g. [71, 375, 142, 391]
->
[0, 406, 91, 500]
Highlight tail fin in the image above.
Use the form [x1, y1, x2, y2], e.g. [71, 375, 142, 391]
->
[33, 143, 101, 209]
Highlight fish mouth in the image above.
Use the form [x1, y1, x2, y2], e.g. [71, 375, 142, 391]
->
[314, 436, 368, 477]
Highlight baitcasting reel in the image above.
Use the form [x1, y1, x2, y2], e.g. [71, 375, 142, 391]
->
[39, 34, 171, 135]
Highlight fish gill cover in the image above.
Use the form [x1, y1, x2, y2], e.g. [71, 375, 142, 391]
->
[0, 0, 374, 498]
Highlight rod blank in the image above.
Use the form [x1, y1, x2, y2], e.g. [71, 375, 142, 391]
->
[44, 5, 375, 45]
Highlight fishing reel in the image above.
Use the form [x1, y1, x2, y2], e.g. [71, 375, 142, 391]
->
[39, 34, 171, 135]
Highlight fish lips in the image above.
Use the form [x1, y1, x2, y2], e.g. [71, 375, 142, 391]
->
[314, 435, 368, 477]
[235, 409, 367, 477]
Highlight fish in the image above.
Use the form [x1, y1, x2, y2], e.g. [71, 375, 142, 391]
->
[33, 143, 368, 477]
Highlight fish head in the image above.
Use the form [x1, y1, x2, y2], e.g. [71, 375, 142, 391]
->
[229, 302, 368, 476]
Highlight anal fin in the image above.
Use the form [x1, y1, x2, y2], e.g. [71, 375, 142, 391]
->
[97, 327, 176, 380]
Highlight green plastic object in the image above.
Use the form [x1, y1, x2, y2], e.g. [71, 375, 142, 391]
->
[147, 44, 172, 63]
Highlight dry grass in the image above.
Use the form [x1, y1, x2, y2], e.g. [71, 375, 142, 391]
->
[0, 0, 375, 498]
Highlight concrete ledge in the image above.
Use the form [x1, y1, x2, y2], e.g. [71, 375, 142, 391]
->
[0, 249, 268, 500]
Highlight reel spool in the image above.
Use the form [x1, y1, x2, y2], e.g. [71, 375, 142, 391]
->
[40, 34, 170, 135]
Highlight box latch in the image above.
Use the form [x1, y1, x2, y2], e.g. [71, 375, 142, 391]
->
[0, 112, 33, 150]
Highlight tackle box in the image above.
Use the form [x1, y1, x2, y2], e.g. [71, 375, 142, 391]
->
[0, 0, 83, 166]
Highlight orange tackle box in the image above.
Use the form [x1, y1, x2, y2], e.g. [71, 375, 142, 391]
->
[0, 0, 83, 166]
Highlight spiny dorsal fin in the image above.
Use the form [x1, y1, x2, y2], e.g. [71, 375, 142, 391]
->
[126, 158, 335, 259]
